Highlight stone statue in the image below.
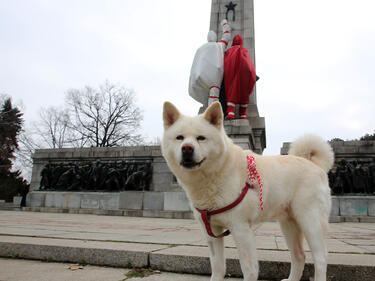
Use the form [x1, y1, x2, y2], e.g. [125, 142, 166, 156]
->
[223, 34, 257, 120]
[40, 164, 52, 190]
[55, 163, 75, 190]
[189, 19, 231, 107]
[333, 159, 353, 194]
[51, 163, 66, 188]
[352, 161, 368, 194]
[104, 162, 122, 191]
[328, 169, 335, 192]
[367, 158, 375, 194]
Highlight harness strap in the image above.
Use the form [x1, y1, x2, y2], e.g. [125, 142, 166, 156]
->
[196, 183, 251, 238]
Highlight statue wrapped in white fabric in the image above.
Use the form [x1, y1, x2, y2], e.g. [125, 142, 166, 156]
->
[188, 19, 231, 107]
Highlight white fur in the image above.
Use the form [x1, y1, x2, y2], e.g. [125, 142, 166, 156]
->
[162, 102, 333, 281]
[288, 134, 334, 173]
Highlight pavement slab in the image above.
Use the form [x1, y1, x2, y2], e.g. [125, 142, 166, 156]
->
[0, 210, 374, 280]
[0, 258, 245, 281]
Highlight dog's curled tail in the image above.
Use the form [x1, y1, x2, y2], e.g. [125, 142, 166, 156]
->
[288, 134, 334, 173]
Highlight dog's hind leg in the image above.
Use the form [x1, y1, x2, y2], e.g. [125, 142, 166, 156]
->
[231, 224, 258, 281]
[297, 211, 327, 281]
[207, 226, 226, 281]
[279, 218, 305, 281]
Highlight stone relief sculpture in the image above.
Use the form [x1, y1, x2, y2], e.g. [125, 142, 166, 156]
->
[39, 160, 152, 192]
[329, 159, 374, 195]
[368, 158, 375, 193]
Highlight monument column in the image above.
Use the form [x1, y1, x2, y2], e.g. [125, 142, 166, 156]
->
[210, 0, 266, 153]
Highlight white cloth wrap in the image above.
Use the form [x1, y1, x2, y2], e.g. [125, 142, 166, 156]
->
[188, 42, 225, 105]
[188, 20, 231, 105]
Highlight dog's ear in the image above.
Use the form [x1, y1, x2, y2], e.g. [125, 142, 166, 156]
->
[203, 101, 223, 129]
[163, 101, 181, 129]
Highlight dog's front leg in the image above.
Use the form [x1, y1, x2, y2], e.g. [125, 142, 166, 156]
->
[207, 226, 226, 281]
[231, 224, 258, 281]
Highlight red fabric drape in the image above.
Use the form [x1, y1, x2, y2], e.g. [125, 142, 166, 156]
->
[224, 34, 257, 104]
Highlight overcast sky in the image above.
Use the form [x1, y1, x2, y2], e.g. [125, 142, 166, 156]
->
[0, 0, 374, 155]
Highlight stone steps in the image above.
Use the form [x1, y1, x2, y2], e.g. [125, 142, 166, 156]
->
[0, 235, 373, 281]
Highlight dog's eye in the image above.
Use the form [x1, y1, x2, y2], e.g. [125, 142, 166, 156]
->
[197, 136, 206, 141]
[176, 135, 184, 140]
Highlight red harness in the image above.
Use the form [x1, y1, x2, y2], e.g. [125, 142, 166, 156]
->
[195, 155, 263, 238]
[196, 183, 252, 238]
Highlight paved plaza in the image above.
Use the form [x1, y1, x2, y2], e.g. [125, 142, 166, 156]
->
[0, 210, 374, 280]
[0, 258, 245, 281]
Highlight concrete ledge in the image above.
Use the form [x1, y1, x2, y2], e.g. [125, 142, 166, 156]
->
[1, 236, 372, 281]
[26, 191, 375, 219]
[26, 191, 192, 212]
[20, 206, 194, 219]
[149, 246, 375, 281]
[5, 206, 374, 222]
[119, 191, 143, 210]
[329, 216, 375, 223]
[330, 196, 375, 217]
[164, 192, 190, 211]
[0, 236, 164, 269]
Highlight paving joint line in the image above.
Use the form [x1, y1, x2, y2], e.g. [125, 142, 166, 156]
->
[2, 233, 373, 255]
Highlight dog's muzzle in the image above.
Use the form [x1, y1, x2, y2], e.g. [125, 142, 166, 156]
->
[180, 144, 205, 169]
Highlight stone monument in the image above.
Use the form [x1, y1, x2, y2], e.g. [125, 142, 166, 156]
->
[22, 1, 266, 218]
[209, 0, 266, 153]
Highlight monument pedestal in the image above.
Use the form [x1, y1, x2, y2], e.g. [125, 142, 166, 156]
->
[207, 0, 266, 154]
[224, 119, 265, 153]
[199, 104, 266, 153]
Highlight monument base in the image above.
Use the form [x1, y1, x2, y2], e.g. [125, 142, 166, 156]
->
[199, 104, 266, 154]
[8, 193, 375, 222]
[25, 190, 193, 219]
[224, 119, 266, 153]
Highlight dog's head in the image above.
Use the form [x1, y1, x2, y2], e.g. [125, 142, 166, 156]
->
[161, 101, 228, 173]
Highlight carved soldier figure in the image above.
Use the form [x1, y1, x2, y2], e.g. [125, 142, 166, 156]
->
[352, 161, 368, 194]
[40, 164, 52, 190]
[104, 162, 122, 191]
[368, 158, 375, 194]
[333, 159, 353, 194]
[56, 163, 75, 190]
[328, 169, 336, 194]
[51, 163, 66, 190]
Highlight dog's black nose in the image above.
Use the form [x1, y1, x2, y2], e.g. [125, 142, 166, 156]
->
[182, 144, 194, 155]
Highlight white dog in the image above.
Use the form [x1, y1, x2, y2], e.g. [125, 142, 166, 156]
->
[162, 101, 334, 281]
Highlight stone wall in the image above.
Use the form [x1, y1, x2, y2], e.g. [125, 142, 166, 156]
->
[23, 140, 375, 220]
[281, 140, 375, 163]
[331, 196, 375, 222]
[26, 190, 193, 219]
[281, 140, 375, 196]
[27, 146, 193, 218]
[30, 146, 180, 193]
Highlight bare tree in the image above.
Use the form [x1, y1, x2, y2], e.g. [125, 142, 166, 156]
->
[66, 81, 143, 147]
[13, 126, 38, 181]
[33, 107, 70, 149]
[13, 108, 72, 180]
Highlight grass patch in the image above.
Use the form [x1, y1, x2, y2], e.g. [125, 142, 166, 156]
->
[121, 267, 160, 280]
